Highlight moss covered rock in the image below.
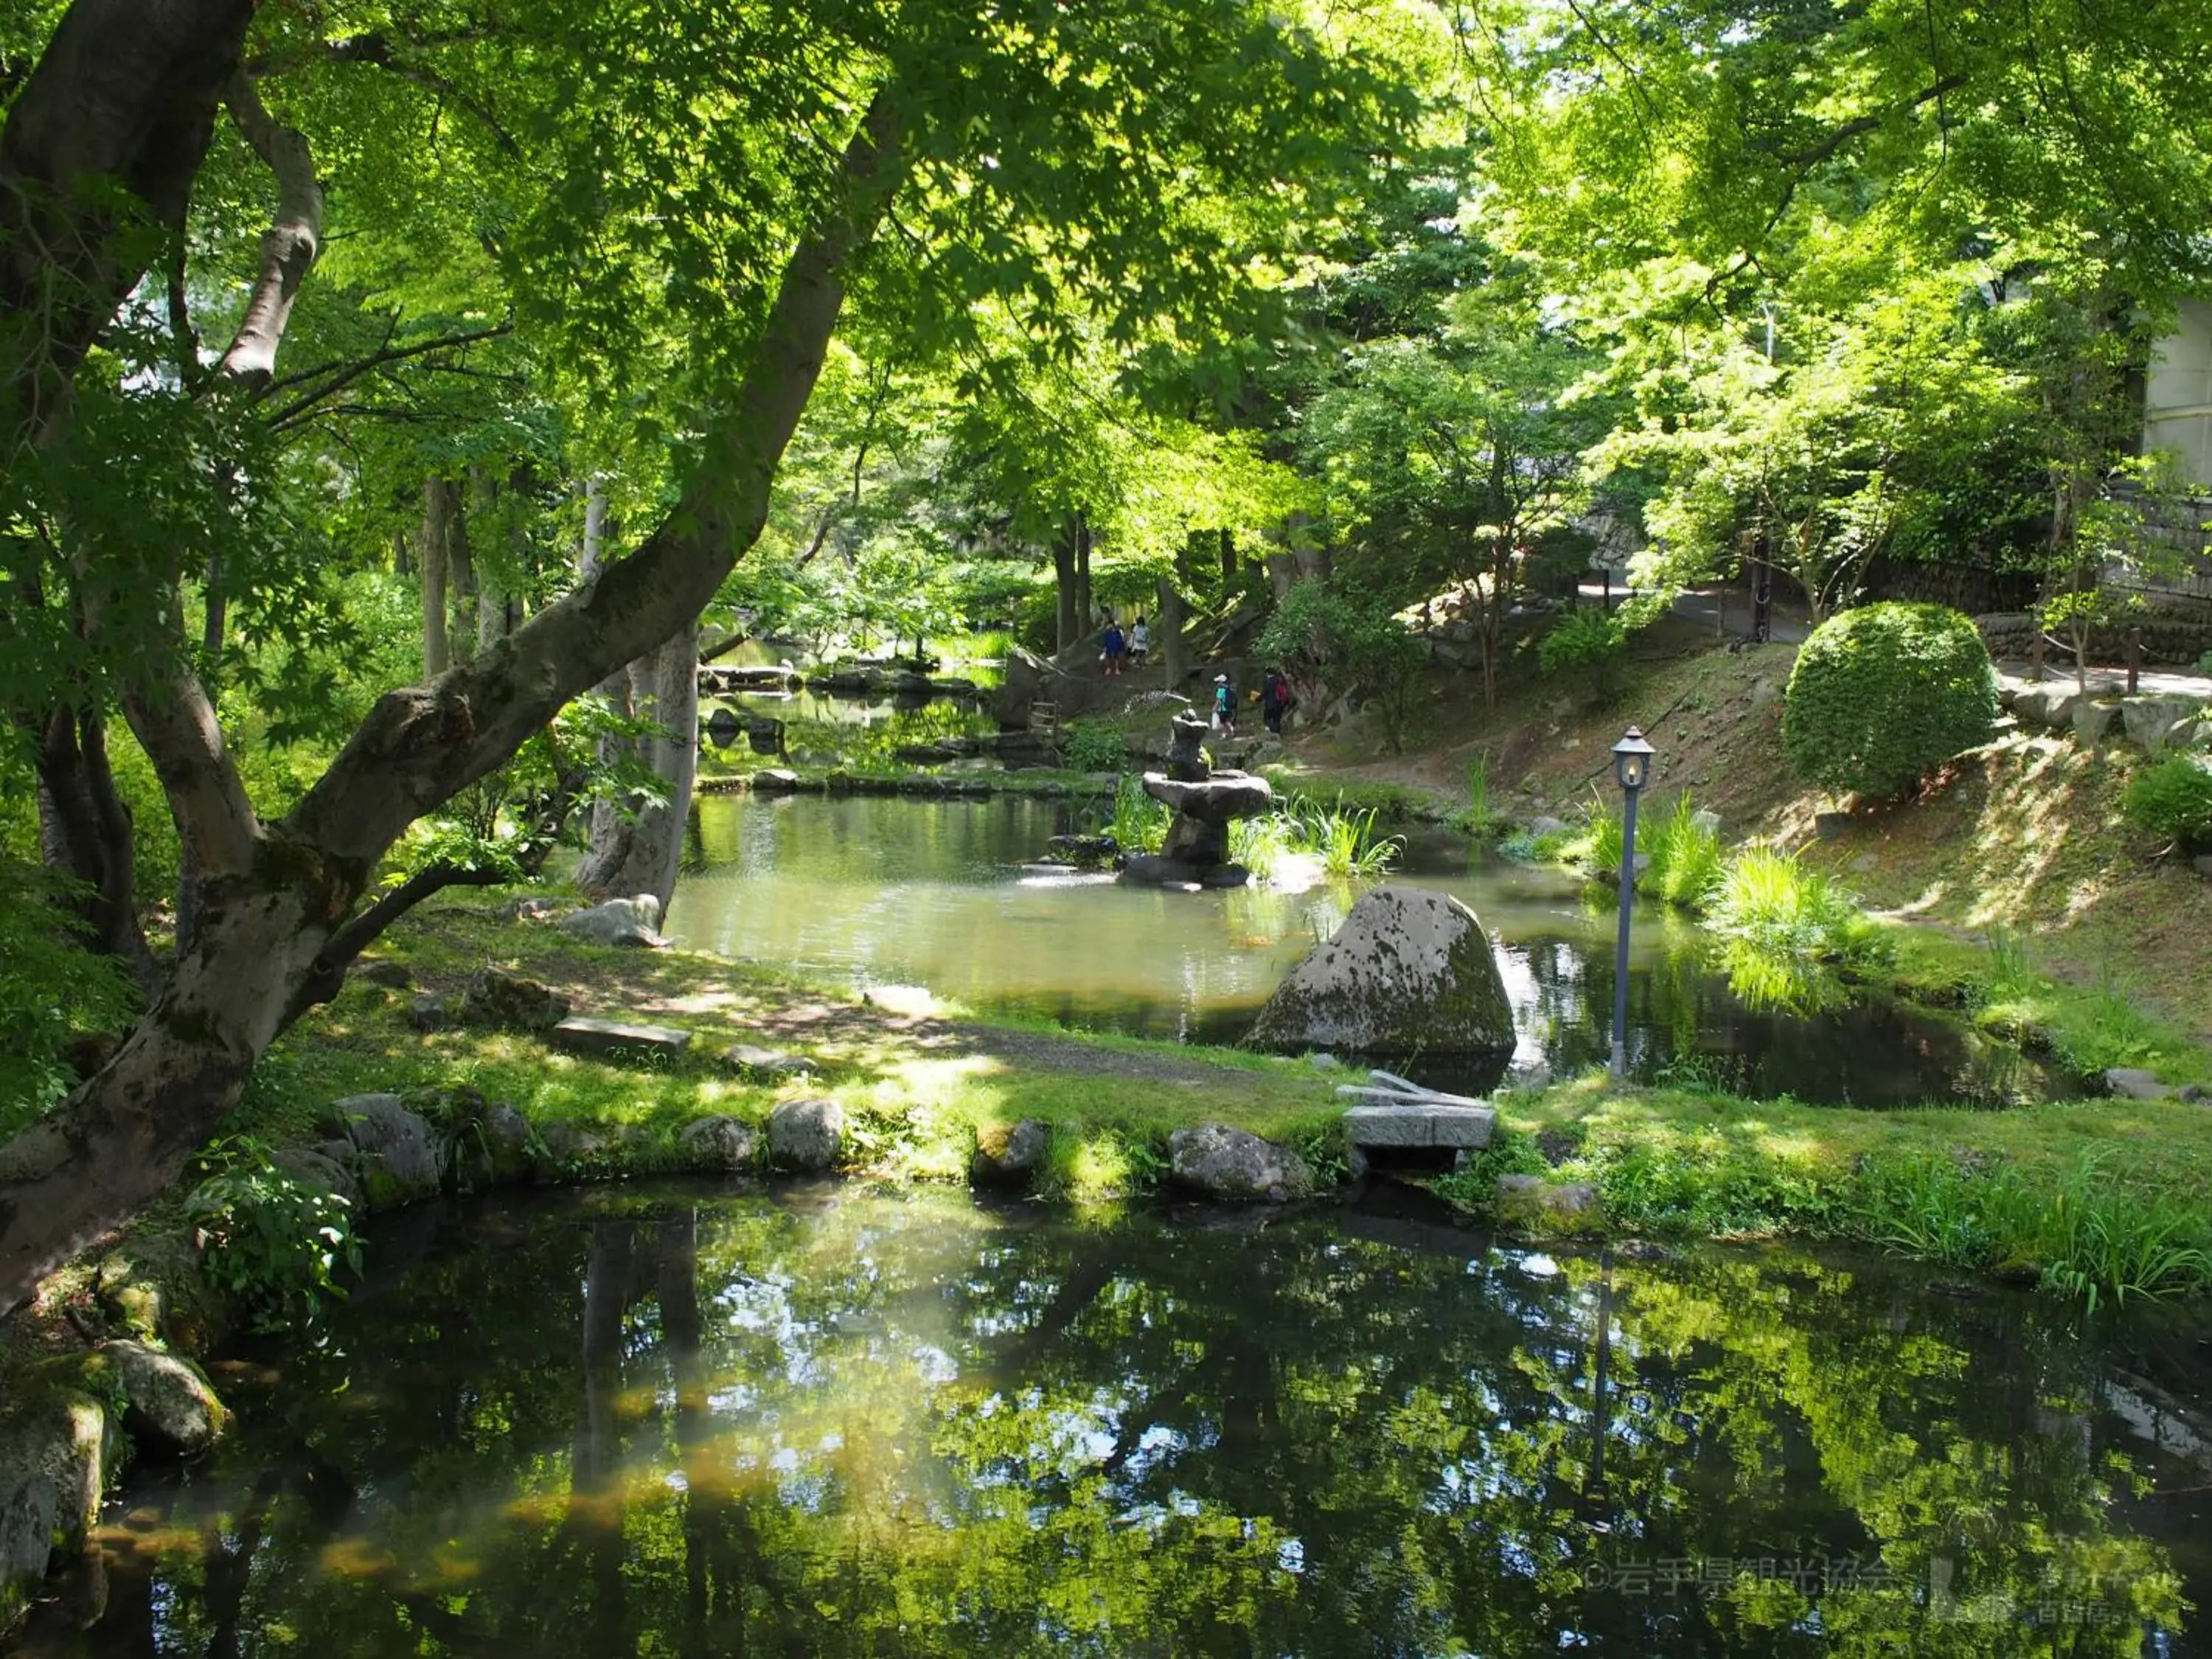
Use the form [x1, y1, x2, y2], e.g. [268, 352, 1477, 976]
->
[1242, 886, 1514, 1055]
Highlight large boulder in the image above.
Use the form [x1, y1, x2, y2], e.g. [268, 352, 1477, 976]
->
[2010, 681, 2083, 731]
[2122, 693, 2208, 755]
[321, 1093, 442, 1208]
[970, 1119, 1050, 1186]
[1243, 886, 1515, 1054]
[557, 895, 667, 947]
[990, 644, 1059, 728]
[96, 1341, 226, 1456]
[768, 1099, 844, 1172]
[1166, 1124, 1310, 1203]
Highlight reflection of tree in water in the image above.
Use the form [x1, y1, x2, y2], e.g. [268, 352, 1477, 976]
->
[73, 1194, 2188, 1658]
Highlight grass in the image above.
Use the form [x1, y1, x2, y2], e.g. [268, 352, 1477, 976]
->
[228, 896, 1345, 1216]
[1436, 1069, 2212, 1309]
[1107, 772, 1170, 854]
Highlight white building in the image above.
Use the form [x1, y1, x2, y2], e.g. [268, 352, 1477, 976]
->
[2146, 299, 2212, 488]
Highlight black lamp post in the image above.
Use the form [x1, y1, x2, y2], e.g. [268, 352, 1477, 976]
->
[1609, 726, 1655, 1081]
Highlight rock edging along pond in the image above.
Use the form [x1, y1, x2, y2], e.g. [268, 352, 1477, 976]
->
[0, 1068, 1326, 1634]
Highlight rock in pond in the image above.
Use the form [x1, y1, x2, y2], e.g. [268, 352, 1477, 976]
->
[460, 969, 571, 1032]
[1243, 886, 1515, 1055]
[96, 1341, 226, 1456]
[971, 1119, 1050, 1186]
[679, 1115, 759, 1174]
[558, 894, 667, 947]
[0, 1393, 113, 1625]
[318, 1093, 442, 1208]
[1167, 1123, 1310, 1203]
[769, 1099, 844, 1172]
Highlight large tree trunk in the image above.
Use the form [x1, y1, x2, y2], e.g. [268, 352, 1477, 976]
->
[1053, 517, 1080, 651]
[0, 86, 906, 1312]
[421, 476, 452, 678]
[0, 0, 256, 449]
[1157, 575, 1188, 689]
[576, 618, 699, 917]
[1075, 510, 1093, 632]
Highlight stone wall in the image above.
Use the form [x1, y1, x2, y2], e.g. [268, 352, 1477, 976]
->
[1975, 608, 2212, 667]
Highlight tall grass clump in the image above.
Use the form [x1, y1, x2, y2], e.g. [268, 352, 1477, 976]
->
[1705, 846, 1882, 963]
[1465, 753, 1497, 835]
[1109, 773, 1169, 854]
[1285, 795, 1402, 877]
[1228, 813, 1295, 880]
[1847, 1152, 2212, 1311]
[1643, 796, 1724, 908]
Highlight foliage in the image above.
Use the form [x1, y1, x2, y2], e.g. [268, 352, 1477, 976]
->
[1253, 580, 1426, 753]
[2121, 754, 2212, 850]
[1276, 794, 1402, 877]
[1782, 602, 1998, 799]
[183, 1135, 361, 1331]
[1846, 1152, 2212, 1312]
[1642, 796, 1724, 909]
[0, 858, 140, 1139]
[1060, 721, 1130, 774]
[1107, 774, 1169, 856]
[1536, 606, 1629, 702]
[1705, 847, 1884, 964]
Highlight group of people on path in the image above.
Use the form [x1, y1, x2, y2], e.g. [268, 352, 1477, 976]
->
[1099, 612, 1150, 676]
[1094, 611, 1297, 736]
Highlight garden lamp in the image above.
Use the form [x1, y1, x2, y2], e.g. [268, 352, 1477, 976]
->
[1609, 726, 1656, 1079]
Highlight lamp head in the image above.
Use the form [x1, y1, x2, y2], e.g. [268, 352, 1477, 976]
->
[1612, 726, 1656, 793]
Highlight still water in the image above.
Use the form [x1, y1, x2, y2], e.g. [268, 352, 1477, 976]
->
[669, 794, 2062, 1107]
[19, 1186, 2210, 1658]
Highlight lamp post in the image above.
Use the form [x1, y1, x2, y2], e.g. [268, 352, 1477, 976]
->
[1609, 726, 1655, 1081]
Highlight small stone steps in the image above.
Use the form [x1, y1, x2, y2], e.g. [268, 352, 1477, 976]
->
[1338, 1069, 1497, 1176]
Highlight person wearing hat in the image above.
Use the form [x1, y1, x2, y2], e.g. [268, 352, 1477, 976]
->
[1211, 672, 1237, 735]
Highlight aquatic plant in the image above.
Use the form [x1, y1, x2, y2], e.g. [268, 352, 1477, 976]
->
[1228, 813, 1295, 880]
[1281, 795, 1402, 877]
[1109, 773, 1169, 855]
[1642, 796, 1724, 908]
[1705, 846, 1882, 963]
[1464, 752, 1495, 835]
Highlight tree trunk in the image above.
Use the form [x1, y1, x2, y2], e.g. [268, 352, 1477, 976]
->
[576, 618, 698, 917]
[447, 483, 477, 663]
[0, 0, 256, 450]
[1219, 526, 1235, 585]
[1054, 518, 1080, 651]
[1158, 575, 1188, 689]
[421, 476, 451, 678]
[1075, 510, 1093, 631]
[0, 85, 906, 1311]
[32, 706, 157, 989]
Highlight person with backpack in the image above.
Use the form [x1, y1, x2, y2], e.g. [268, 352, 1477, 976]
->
[1211, 672, 1237, 734]
[1129, 613, 1150, 667]
[1260, 667, 1295, 734]
[1101, 616, 1124, 676]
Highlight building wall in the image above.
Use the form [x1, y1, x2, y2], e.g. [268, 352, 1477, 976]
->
[2146, 297, 2212, 487]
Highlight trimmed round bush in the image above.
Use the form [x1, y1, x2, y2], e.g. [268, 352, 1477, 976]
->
[1782, 602, 1997, 800]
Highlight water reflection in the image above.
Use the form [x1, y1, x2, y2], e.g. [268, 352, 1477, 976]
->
[29, 1189, 2208, 1658]
[671, 796, 2066, 1107]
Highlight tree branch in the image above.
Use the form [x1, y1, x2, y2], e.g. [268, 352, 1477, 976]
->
[122, 669, 260, 880]
[258, 321, 514, 425]
[285, 86, 908, 868]
[313, 33, 521, 158]
[214, 71, 324, 392]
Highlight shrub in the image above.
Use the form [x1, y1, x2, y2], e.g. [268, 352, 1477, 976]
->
[1705, 846, 1882, 963]
[1537, 606, 1629, 701]
[184, 1135, 362, 1330]
[1060, 720, 1127, 773]
[1255, 580, 1427, 754]
[1782, 602, 1997, 799]
[2122, 754, 2212, 849]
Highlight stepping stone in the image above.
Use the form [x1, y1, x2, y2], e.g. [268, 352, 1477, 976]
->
[2104, 1067, 2175, 1101]
[549, 1017, 692, 1061]
[719, 1043, 815, 1078]
[1343, 1103, 1495, 1150]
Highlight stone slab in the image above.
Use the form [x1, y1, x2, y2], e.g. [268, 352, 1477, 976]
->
[1343, 1103, 1495, 1150]
[549, 1018, 693, 1060]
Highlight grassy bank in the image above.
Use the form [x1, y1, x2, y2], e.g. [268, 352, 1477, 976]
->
[230, 897, 1346, 1212]
[1445, 1071, 2212, 1310]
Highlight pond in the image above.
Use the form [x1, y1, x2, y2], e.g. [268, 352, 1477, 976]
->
[22, 1186, 2211, 1658]
[669, 793, 2064, 1107]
